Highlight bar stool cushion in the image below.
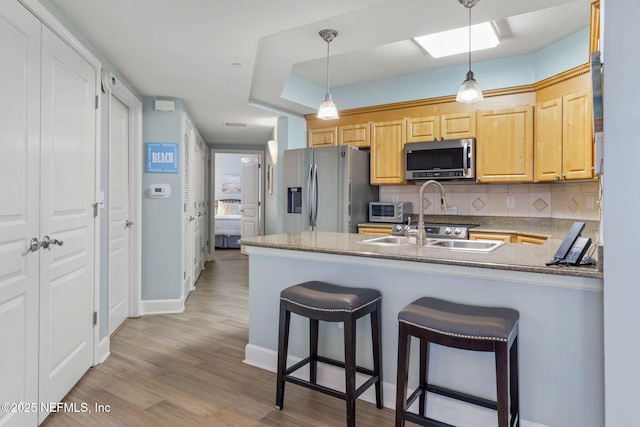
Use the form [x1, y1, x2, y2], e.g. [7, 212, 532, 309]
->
[281, 281, 381, 313]
[399, 297, 519, 342]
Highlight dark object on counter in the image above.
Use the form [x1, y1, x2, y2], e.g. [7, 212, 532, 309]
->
[395, 297, 520, 427]
[275, 281, 383, 427]
[546, 222, 591, 266]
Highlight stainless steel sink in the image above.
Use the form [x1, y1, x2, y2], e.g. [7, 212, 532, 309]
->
[426, 239, 505, 252]
[359, 236, 504, 252]
[359, 236, 415, 245]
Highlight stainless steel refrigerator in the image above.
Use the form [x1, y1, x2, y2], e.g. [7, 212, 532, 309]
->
[284, 145, 378, 233]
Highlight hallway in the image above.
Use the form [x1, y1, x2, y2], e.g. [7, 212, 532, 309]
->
[43, 249, 394, 426]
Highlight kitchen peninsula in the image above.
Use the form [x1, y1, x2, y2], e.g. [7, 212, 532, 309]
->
[240, 229, 603, 427]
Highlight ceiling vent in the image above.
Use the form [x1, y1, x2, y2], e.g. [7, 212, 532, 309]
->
[224, 122, 247, 128]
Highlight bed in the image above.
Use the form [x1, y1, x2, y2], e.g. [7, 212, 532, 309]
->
[214, 199, 242, 248]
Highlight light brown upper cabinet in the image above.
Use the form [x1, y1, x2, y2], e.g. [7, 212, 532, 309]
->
[308, 126, 337, 147]
[476, 106, 534, 183]
[370, 119, 406, 185]
[406, 112, 475, 143]
[535, 89, 593, 181]
[339, 122, 370, 148]
[590, 0, 600, 55]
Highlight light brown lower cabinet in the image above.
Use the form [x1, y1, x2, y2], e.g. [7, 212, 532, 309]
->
[358, 226, 392, 236]
[469, 231, 547, 244]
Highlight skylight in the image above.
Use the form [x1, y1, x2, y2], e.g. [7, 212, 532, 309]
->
[414, 22, 500, 58]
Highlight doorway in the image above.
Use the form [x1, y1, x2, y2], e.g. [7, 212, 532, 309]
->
[210, 150, 264, 260]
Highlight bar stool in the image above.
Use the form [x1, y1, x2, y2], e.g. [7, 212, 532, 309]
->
[395, 297, 519, 427]
[275, 281, 383, 427]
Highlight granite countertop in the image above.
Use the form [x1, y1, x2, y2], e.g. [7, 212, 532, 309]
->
[240, 217, 603, 280]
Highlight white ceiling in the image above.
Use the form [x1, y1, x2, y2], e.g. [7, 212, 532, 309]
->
[50, 0, 591, 146]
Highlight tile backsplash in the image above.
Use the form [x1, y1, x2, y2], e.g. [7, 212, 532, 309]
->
[380, 181, 601, 221]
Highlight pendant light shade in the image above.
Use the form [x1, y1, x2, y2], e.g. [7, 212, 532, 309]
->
[456, 70, 484, 103]
[317, 29, 339, 120]
[456, 0, 483, 104]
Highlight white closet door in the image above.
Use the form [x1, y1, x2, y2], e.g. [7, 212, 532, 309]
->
[108, 97, 130, 335]
[0, 3, 41, 426]
[38, 26, 96, 413]
[193, 143, 203, 282]
[183, 120, 193, 297]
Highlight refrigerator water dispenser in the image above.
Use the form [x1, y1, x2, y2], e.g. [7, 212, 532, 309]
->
[287, 187, 302, 213]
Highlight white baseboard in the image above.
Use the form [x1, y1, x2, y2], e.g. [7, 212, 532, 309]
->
[141, 297, 185, 315]
[94, 335, 110, 366]
[244, 344, 547, 427]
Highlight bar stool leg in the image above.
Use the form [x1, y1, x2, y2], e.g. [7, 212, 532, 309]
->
[310, 318, 319, 384]
[418, 339, 429, 416]
[395, 322, 411, 427]
[370, 301, 383, 409]
[275, 301, 291, 410]
[344, 313, 357, 427]
[495, 342, 509, 427]
[510, 336, 520, 427]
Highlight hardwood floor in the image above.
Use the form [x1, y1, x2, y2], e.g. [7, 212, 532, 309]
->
[43, 249, 395, 426]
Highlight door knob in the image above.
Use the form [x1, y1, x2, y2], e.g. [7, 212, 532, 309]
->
[41, 235, 64, 249]
[125, 220, 133, 229]
[29, 237, 42, 252]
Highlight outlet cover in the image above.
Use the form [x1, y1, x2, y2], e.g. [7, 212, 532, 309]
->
[507, 196, 515, 209]
[444, 206, 458, 215]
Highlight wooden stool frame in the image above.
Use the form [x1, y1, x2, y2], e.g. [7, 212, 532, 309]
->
[395, 320, 519, 427]
[275, 296, 383, 427]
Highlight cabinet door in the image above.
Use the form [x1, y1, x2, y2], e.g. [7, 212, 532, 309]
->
[406, 115, 440, 142]
[339, 122, 370, 147]
[562, 89, 593, 180]
[441, 112, 475, 139]
[370, 120, 406, 185]
[535, 97, 563, 181]
[468, 232, 513, 243]
[406, 113, 475, 142]
[515, 234, 547, 245]
[358, 226, 392, 236]
[476, 106, 534, 183]
[308, 127, 337, 147]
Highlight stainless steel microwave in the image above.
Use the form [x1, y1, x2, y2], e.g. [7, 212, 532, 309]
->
[404, 138, 475, 181]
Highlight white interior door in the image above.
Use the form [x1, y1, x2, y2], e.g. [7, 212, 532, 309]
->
[240, 156, 260, 255]
[192, 143, 201, 284]
[38, 25, 96, 415]
[0, 3, 41, 425]
[193, 143, 205, 281]
[183, 121, 194, 297]
[108, 97, 130, 335]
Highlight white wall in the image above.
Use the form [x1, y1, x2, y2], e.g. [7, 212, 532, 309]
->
[602, 1, 640, 425]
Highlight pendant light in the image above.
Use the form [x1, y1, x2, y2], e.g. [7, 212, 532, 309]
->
[317, 29, 339, 120]
[456, 0, 484, 103]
